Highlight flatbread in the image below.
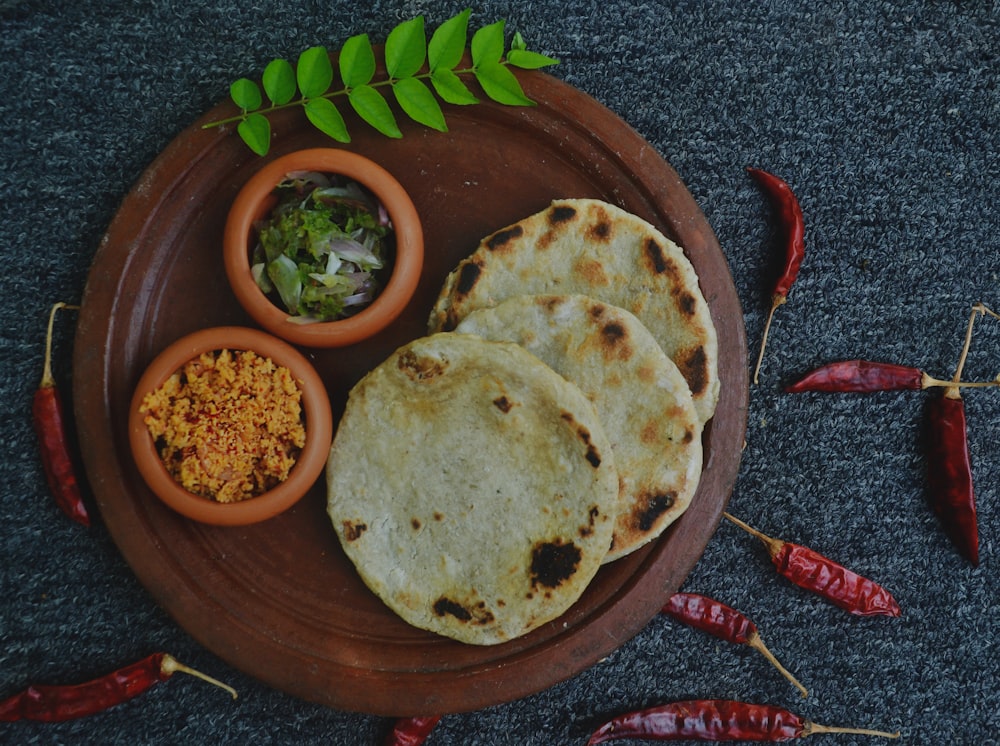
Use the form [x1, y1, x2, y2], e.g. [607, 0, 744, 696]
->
[455, 294, 702, 562]
[326, 332, 620, 645]
[428, 198, 719, 424]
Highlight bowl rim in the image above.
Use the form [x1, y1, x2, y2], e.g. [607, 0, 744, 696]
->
[128, 326, 333, 526]
[223, 148, 424, 348]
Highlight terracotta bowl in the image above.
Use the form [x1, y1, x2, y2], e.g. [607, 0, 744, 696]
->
[223, 148, 424, 347]
[128, 326, 333, 526]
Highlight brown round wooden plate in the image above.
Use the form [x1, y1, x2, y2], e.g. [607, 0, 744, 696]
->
[73, 68, 748, 716]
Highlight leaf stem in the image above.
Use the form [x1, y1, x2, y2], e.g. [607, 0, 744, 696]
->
[202, 65, 487, 131]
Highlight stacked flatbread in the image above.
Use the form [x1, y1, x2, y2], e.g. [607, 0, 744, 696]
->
[326, 333, 620, 645]
[429, 198, 719, 425]
[326, 199, 717, 645]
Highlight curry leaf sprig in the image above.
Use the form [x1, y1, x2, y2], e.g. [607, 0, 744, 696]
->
[202, 9, 559, 156]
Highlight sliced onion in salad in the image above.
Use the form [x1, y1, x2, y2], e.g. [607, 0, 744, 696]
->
[251, 173, 394, 321]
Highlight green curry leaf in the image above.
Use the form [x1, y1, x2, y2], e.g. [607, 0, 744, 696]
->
[262, 59, 296, 104]
[470, 20, 506, 66]
[349, 85, 402, 138]
[475, 60, 534, 106]
[385, 16, 426, 79]
[297, 46, 333, 98]
[237, 113, 271, 156]
[428, 8, 470, 71]
[507, 49, 560, 70]
[393, 77, 447, 131]
[304, 98, 350, 143]
[430, 67, 478, 105]
[230, 78, 262, 111]
[339, 33, 376, 88]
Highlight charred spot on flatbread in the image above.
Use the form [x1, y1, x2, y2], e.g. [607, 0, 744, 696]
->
[560, 411, 602, 468]
[599, 321, 634, 361]
[678, 345, 708, 397]
[433, 596, 496, 626]
[579, 505, 601, 538]
[601, 321, 625, 345]
[342, 521, 367, 542]
[586, 215, 613, 243]
[548, 204, 577, 225]
[572, 257, 610, 287]
[493, 395, 514, 413]
[633, 491, 677, 531]
[455, 259, 483, 297]
[640, 419, 660, 445]
[433, 597, 471, 621]
[675, 289, 698, 318]
[486, 225, 524, 252]
[530, 539, 582, 590]
[643, 236, 674, 275]
[398, 349, 448, 382]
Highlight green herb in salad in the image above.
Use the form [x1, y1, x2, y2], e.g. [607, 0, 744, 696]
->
[252, 172, 392, 321]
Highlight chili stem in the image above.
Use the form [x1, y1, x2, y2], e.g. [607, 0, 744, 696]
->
[161, 655, 238, 699]
[40, 303, 79, 388]
[951, 304, 980, 386]
[921, 373, 1000, 389]
[745, 630, 809, 698]
[804, 721, 900, 738]
[753, 298, 783, 385]
[723, 512, 783, 556]
[946, 302, 998, 398]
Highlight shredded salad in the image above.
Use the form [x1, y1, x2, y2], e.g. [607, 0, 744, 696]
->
[251, 171, 393, 322]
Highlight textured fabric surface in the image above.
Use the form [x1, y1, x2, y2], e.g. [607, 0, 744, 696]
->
[2, 1, 997, 744]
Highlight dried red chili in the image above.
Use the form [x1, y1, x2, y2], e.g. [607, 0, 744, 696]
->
[724, 514, 900, 617]
[33, 302, 89, 526]
[926, 390, 978, 565]
[0, 652, 236, 722]
[586, 699, 899, 743]
[748, 167, 805, 385]
[663, 593, 807, 697]
[786, 360, 924, 393]
[786, 359, 1000, 394]
[385, 715, 442, 745]
[922, 303, 997, 566]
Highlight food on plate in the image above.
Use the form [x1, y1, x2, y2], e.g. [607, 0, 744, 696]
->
[139, 349, 306, 503]
[326, 332, 620, 645]
[455, 294, 702, 562]
[251, 171, 393, 321]
[428, 198, 719, 424]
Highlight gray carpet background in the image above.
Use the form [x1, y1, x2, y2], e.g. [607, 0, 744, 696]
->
[2, 1, 998, 744]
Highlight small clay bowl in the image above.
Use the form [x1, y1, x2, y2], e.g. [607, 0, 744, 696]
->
[128, 326, 333, 526]
[223, 148, 424, 347]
